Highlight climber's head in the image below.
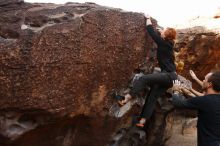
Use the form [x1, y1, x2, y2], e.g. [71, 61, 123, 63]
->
[161, 27, 177, 42]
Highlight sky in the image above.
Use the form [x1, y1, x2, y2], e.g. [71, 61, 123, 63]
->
[25, 0, 220, 28]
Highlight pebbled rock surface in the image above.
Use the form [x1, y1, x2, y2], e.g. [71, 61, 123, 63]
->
[0, 1, 156, 146]
[0, 1, 152, 116]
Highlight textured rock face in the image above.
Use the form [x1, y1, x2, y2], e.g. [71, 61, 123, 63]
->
[0, 1, 150, 116]
[0, 0, 24, 6]
[0, 1, 155, 145]
[164, 111, 197, 146]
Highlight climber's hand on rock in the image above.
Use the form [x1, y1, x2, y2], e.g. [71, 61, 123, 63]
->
[172, 80, 182, 92]
[145, 14, 151, 19]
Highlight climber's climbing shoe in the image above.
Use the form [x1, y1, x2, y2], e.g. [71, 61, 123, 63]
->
[136, 123, 144, 128]
[112, 92, 126, 106]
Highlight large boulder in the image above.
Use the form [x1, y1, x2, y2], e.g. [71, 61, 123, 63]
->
[0, 2, 156, 146]
[0, 2, 151, 117]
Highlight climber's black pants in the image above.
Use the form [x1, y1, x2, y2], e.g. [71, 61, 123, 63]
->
[140, 84, 168, 119]
[130, 72, 177, 119]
